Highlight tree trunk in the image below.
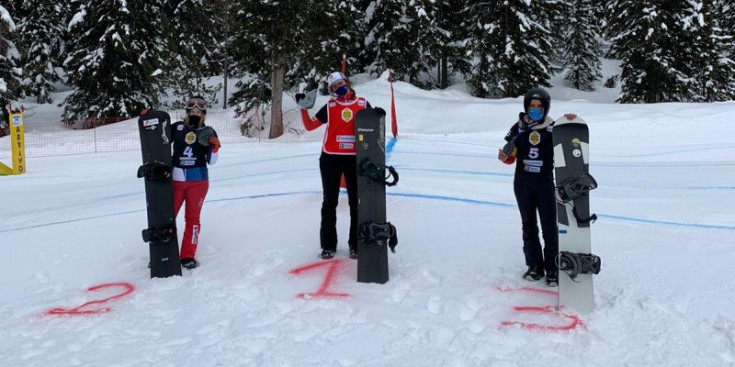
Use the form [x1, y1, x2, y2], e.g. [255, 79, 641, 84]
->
[222, 23, 229, 109]
[440, 54, 448, 89]
[221, 0, 229, 109]
[269, 60, 285, 139]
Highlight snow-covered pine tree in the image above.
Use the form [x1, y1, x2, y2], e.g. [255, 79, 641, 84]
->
[229, 0, 357, 138]
[62, 0, 168, 121]
[682, 0, 735, 102]
[361, 0, 448, 88]
[593, 0, 614, 45]
[355, 1, 406, 86]
[60, 0, 83, 68]
[410, 0, 465, 89]
[17, 0, 64, 103]
[718, 0, 734, 47]
[720, 0, 735, 78]
[0, 4, 21, 100]
[607, 0, 692, 103]
[227, 0, 271, 114]
[292, 0, 361, 87]
[460, 1, 497, 98]
[562, 0, 603, 91]
[432, 0, 470, 89]
[162, 0, 222, 108]
[463, 0, 561, 98]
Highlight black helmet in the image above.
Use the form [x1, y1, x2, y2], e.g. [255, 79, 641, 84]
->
[523, 88, 550, 119]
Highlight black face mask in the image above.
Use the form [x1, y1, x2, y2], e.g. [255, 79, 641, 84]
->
[187, 115, 201, 128]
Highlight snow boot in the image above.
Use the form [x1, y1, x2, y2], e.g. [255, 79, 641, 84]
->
[523, 265, 545, 281]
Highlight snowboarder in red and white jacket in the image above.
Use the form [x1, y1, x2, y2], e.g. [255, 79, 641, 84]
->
[298, 72, 373, 260]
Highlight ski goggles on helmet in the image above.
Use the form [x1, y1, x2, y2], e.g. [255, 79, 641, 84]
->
[186, 98, 207, 111]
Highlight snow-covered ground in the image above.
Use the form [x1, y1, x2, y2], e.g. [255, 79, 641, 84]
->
[1, 68, 735, 367]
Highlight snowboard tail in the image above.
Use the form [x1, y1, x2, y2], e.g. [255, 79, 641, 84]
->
[137, 110, 182, 278]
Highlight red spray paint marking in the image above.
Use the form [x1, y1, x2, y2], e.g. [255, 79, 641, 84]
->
[289, 259, 350, 299]
[495, 285, 559, 297]
[500, 305, 585, 332]
[44, 282, 136, 316]
[495, 285, 586, 332]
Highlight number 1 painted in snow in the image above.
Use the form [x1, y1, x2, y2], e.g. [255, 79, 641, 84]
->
[289, 259, 350, 299]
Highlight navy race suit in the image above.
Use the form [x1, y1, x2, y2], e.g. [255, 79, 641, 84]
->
[503, 113, 558, 275]
[504, 113, 555, 181]
[172, 122, 218, 180]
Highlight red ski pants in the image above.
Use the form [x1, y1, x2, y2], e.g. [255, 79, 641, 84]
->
[173, 180, 209, 259]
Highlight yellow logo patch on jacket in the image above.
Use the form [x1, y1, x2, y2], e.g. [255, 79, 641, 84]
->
[341, 108, 353, 122]
[185, 132, 197, 145]
[529, 131, 541, 146]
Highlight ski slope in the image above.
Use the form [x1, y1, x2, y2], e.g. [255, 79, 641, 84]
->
[1, 73, 734, 367]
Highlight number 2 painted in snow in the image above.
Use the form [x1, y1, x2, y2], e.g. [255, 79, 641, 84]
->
[44, 282, 136, 316]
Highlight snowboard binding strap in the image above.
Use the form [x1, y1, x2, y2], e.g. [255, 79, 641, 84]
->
[556, 251, 601, 281]
[137, 161, 172, 181]
[556, 173, 597, 203]
[142, 223, 176, 244]
[358, 158, 399, 187]
[359, 221, 398, 253]
[556, 173, 598, 224]
[572, 206, 597, 224]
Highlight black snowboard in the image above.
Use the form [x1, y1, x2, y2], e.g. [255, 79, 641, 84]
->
[137, 110, 181, 278]
[553, 115, 599, 313]
[355, 108, 397, 284]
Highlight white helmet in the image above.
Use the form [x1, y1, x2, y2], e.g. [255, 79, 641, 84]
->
[327, 71, 346, 89]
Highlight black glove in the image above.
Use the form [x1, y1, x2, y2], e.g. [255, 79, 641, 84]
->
[197, 126, 216, 146]
[375, 107, 387, 117]
[502, 136, 517, 156]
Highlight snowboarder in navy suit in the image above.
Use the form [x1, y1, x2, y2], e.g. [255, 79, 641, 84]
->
[498, 88, 566, 287]
[171, 96, 220, 269]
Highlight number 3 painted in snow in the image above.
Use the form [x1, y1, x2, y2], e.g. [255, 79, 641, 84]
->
[496, 286, 585, 332]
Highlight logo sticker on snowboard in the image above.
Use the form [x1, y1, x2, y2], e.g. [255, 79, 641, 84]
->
[143, 118, 159, 128]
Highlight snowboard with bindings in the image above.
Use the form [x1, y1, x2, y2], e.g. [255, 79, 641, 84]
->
[137, 110, 182, 278]
[355, 108, 398, 284]
[553, 115, 601, 314]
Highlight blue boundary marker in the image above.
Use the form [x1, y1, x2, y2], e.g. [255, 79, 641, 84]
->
[3, 190, 733, 233]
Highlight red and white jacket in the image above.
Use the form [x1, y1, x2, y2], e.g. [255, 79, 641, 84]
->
[301, 93, 369, 155]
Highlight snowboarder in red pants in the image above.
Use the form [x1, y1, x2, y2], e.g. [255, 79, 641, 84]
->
[172, 96, 220, 269]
